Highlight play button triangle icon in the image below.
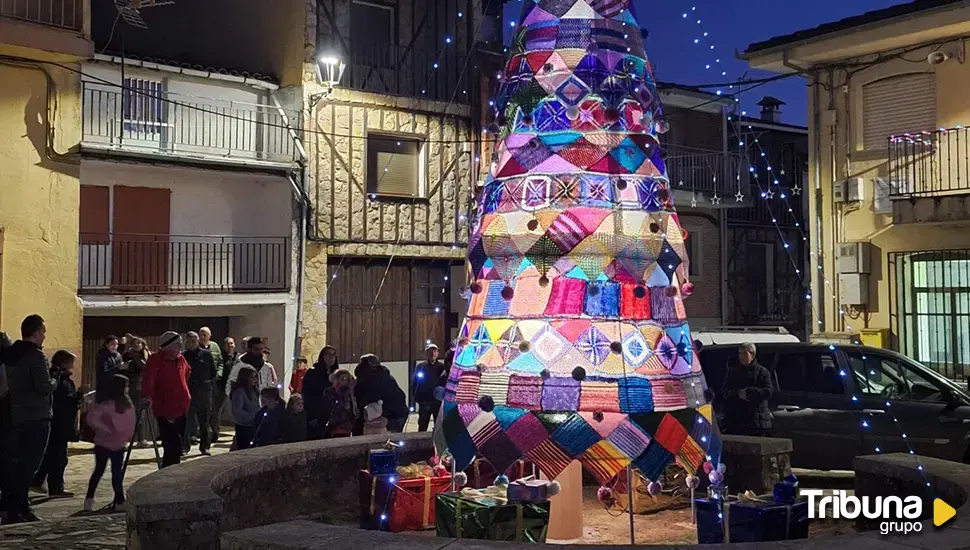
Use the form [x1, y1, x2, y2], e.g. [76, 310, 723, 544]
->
[934, 498, 956, 527]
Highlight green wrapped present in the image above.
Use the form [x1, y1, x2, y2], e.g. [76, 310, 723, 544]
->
[435, 491, 550, 542]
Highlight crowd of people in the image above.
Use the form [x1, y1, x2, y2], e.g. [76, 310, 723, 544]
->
[0, 313, 452, 525]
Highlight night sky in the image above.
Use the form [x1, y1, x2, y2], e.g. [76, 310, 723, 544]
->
[503, 0, 906, 126]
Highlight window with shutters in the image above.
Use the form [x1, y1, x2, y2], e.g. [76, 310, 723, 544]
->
[366, 134, 427, 198]
[862, 73, 936, 152]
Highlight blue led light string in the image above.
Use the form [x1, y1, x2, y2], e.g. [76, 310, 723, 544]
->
[681, 3, 936, 493]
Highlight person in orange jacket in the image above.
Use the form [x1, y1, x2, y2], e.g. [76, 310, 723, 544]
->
[141, 332, 191, 467]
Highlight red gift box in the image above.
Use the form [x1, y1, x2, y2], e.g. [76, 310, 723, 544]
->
[359, 470, 453, 532]
[465, 458, 536, 489]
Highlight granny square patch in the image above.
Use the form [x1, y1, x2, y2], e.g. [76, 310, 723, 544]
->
[580, 440, 630, 485]
[607, 419, 651, 460]
[677, 435, 706, 475]
[653, 413, 689, 454]
[618, 376, 654, 413]
[505, 412, 549, 455]
[632, 440, 674, 482]
[579, 380, 621, 413]
[525, 438, 573, 479]
[541, 376, 581, 410]
[551, 413, 601, 457]
[508, 375, 543, 409]
[478, 428, 524, 476]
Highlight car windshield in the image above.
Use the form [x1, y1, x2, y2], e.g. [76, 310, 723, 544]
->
[847, 349, 970, 404]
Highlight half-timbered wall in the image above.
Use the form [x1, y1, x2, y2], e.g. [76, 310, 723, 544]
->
[314, 0, 482, 102]
[306, 88, 476, 250]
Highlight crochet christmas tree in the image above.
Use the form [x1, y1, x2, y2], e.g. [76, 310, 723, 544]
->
[437, 0, 720, 486]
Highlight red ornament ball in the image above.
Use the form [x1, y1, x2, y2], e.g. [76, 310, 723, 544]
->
[470, 281, 483, 294]
[682, 282, 694, 297]
[664, 285, 679, 297]
[527, 219, 539, 231]
[538, 275, 550, 287]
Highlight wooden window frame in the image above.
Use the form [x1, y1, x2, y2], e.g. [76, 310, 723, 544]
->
[364, 131, 428, 200]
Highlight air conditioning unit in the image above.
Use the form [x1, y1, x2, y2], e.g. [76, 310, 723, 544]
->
[833, 177, 864, 203]
[837, 242, 871, 274]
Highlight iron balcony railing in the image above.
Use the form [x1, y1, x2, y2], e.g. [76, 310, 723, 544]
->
[345, 42, 471, 103]
[664, 144, 749, 194]
[78, 233, 291, 295]
[81, 81, 301, 165]
[1, 0, 82, 30]
[889, 127, 970, 197]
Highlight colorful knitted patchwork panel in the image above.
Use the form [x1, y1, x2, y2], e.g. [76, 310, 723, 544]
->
[438, 0, 721, 483]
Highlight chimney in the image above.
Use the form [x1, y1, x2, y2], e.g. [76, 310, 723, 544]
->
[757, 96, 785, 123]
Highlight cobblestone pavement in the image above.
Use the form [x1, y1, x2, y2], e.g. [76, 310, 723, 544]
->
[0, 416, 429, 548]
[0, 429, 233, 549]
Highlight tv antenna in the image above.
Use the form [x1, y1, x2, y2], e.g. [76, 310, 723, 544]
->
[113, 0, 175, 29]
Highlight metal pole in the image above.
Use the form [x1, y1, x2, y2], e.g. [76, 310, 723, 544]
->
[627, 466, 635, 545]
[691, 487, 697, 525]
[451, 459, 457, 492]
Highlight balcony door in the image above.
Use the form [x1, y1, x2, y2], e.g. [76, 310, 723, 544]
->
[112, 186, 171, 294]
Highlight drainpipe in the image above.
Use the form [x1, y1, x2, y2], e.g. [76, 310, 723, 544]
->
[273, 88, 311, 379]
[720, 107, 729, 326]
[782, 52, 824, 338]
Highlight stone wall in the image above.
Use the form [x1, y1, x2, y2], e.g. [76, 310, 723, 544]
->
[126, 434, 436, 550]
[720, 435, 793, 495]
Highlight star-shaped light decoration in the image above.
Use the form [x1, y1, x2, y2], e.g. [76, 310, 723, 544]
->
[735, 190, 744, 202]
[792, 185, 802, 195]
[678, 180, 684, 186]
[780, 169, 786, 175]
[765, 190, 775, 199]
[690, 194, 697, 208]
[711, 193, 721, 205]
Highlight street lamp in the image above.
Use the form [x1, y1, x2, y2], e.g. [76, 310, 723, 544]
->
[314, 54, 346, 99]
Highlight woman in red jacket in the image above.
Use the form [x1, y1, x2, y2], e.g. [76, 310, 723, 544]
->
[141, 331, 191, 467]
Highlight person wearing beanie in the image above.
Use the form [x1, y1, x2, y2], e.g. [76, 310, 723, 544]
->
[141, 332, 191, 467]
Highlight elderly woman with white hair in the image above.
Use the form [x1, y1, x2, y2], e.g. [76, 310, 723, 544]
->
[141, 332, 192, 467]
[720, 342, 774, 437]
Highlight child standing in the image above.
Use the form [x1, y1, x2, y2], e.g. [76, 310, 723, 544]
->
[251, 387, 285, 447]
[32, 350, 83, 498]
[230, 368, 260, 450]
[281, 393, 307, 443]
[319, 369, 359, 438]
[289, 357, 308, 395]
[84, 375, 136, 512]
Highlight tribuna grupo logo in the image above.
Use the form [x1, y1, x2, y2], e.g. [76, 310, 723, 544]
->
[803, 490, 923, 535]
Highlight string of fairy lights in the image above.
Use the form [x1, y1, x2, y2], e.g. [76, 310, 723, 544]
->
[681, 4, 934, 490]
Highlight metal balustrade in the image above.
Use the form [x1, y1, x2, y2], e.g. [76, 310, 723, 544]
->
[82, 81, 301, 165]
[78, 234, 291, 295]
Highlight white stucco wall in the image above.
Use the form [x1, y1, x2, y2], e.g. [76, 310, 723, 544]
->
[80, 159, 291, 237]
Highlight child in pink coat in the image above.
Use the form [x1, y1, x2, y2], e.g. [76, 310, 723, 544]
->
[84, 374, 136, 512]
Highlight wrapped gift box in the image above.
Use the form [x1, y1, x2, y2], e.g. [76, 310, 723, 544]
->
[435, 491, 550, 542]
[369, 450, 397, 475]
[359, 470, 453, 532]
[695, 494, 809, 544]
[465, 458, 534, 489]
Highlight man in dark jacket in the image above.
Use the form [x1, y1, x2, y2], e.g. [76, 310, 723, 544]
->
[95, 335, 123, 399]
[413, 343, 447, 432]
[182, 332, 216, 455]
[354, 354, 408, 433]
[3, 315, 56, 523]
[721, 342, 774, 437]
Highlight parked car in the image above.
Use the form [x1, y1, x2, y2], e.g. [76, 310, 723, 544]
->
[699, 343, 970, 470]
